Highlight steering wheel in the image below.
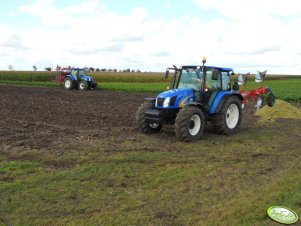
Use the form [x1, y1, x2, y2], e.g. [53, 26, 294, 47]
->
[188, 78, 202, 84]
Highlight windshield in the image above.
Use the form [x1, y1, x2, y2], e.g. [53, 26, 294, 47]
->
[178, 68, 203, 90]
[79, 70, 86, 76]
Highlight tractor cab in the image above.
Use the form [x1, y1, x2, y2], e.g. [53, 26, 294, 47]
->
[161, 64, 236, 111]
[70, 68, 90, 81]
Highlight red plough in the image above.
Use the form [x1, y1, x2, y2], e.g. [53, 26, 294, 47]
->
[238, 71, 276, 109]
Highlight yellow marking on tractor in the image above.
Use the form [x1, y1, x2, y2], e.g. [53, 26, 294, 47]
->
[179, 96, 193, 108]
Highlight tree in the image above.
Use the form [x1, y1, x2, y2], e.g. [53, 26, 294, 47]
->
[95, 68, 100, 72]
[45, 67, 52, 71]
[33, 65, 37, 71]
[8, 65, 13, 71]
[89, 67, 95, 72]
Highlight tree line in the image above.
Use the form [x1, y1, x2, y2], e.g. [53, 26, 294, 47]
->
[8, 65, 142, 73]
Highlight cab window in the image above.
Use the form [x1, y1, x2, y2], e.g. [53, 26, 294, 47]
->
[206, 69, 221, 90]
[221, 71, 230, 90]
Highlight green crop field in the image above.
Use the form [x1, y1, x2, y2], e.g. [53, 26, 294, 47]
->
[1, 71, 300, 102]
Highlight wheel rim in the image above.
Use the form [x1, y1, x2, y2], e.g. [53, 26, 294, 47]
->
[226, 104, 239, 129]
[65, 80, 71, 88]
[189, 114, 201, 136]
[79, 82, 85, 90]
[149, 123, 159, 129]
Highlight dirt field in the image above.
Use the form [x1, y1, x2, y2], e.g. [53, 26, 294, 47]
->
[0, 84, 259, 152]
[0, 84, 149, 151]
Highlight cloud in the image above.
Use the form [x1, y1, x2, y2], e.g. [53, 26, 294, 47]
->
[0, 34, 29, 50]
[70, 43, 124, 55]
[152, 51, 170, 57]
[111, 35, 144, 42]
[0, 0, 301, 74]
[224, 45, 282, 55]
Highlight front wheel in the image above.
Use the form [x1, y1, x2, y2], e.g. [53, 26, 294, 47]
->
[90, 83, 97, 90]
[78, 80, 88, 90]
[212, 96, 242, 135]
[136, 103, 162, 134]
[175, 106, 205, 142]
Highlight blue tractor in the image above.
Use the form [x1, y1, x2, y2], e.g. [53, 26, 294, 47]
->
[136, 58, 244, 141]
[63, 68, 97, 90]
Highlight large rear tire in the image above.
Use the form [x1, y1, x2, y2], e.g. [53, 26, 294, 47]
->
[136, 103, 162, 134]
[64, 78, 73, 90]
[175, 106, 205, 142]
[212, 96, 242, 135]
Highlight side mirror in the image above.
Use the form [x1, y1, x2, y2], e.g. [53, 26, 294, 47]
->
[212, 69, 220, 80]
[165, 69, 169, 78]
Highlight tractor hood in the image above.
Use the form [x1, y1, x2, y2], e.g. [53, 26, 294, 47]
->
[80, 75, 93, 81]
[156, 88, 194, 109]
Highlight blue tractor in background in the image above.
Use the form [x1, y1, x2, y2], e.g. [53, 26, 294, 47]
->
[136, 58, 244, 141]
[62, 68, 97, 90]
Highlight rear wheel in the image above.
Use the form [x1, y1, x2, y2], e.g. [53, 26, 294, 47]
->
[212, 96, 242, 134]
[78, 80, 88, 90]
[266, 91, 275, 107]
[136, 103, 162, 134]
[64, 78, 73, 90]
[175, 106, 205, 142]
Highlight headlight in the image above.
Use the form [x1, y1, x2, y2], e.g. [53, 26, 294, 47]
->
[163, 97, 170, 107]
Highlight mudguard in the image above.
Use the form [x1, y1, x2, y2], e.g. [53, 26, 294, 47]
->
[209, 91, 243, 114]
[67, 75, 77, 81]
[187, 102, 207, 112]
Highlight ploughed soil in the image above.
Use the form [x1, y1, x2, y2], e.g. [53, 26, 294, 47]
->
[0, 85, 149, 151]
[0, 84, 294, 152]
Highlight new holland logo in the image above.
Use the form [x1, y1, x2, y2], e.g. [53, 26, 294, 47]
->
[267, 206, 298, 225]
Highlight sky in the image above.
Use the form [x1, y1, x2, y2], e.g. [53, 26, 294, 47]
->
[0, 0, 301, 74]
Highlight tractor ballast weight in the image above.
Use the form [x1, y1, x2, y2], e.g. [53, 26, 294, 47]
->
[136, 59, 244, 142]
[238, 71, 276, 109]
[57, 67, 97, 90]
